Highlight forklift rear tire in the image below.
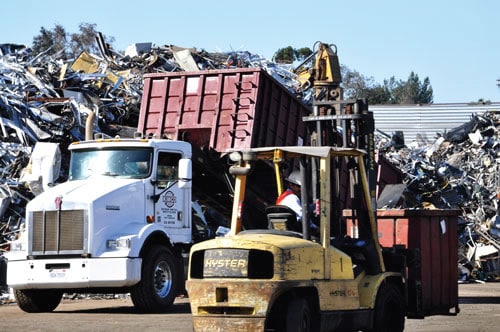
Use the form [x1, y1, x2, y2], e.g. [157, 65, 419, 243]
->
[286, 298, 311, 332]
[14, 289, 62, 313]
[373, 282, 405, 332]
[131, 245, 179, 312]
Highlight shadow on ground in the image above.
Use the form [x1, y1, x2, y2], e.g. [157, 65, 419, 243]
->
[56, 302, 191, 314]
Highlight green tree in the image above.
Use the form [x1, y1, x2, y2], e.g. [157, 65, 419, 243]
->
[295, 47, 313, 61]
[32, 24, 67, 55]
[342, 66, 372, 99]
[341, 66, 391, 104]
[69, 23, 115, 56]
[274, 46, 295, 63]
[273, 46, 313, 63]
[364, 85, 391, 105]
[386, 72, 433, 104]
[341, 68, 433, 105]
[468, 98, 491, 105]
[31, 23, 114, 58]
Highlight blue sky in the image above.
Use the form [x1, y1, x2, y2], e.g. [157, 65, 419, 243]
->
[1, 0, 499, 103]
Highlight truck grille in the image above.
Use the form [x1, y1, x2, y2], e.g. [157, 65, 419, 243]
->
[31, 210, 87, 255]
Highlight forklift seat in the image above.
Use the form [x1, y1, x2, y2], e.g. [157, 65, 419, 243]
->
[265, 205, 300, 232]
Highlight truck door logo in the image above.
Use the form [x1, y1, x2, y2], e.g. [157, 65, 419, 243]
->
[163, 191, 176, 208]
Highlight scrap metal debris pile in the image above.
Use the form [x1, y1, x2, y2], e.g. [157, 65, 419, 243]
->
[0, 41, 302, 256]
[377, 111, 500, 282]
[0, 38, 499, 285]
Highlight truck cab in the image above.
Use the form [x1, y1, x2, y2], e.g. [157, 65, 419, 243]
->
[7, 136, 206, 313]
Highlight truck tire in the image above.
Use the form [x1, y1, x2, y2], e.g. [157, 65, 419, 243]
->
[131, 245, 179, 312]
[373, 282, 405, 332]
[286, 298, 311, 332]
[14, 289, 62, 313]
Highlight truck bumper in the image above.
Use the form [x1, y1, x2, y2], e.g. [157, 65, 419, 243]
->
[186, 279, 280, 332]
[7, 257, 142, 289]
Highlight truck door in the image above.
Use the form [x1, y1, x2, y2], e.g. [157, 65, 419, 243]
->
[154, 152, 188, 229]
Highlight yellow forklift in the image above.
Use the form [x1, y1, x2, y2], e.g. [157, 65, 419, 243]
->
[186, 41, 458, 331]
[186, 145, 407, 331]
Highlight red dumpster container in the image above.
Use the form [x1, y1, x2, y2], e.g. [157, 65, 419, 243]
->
[138, 68, 310, 152]
[345, 209, 459, 318]
[137, 68, 311, 229]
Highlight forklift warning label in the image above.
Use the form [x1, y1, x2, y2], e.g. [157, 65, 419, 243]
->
[203, 249, 249, 277]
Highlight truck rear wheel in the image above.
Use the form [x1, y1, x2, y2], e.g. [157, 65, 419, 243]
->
[286, 298, 311, 332]
[14, 289, 62, 313]
[373, 282, 405, 332]
[131, 245, 179, 312]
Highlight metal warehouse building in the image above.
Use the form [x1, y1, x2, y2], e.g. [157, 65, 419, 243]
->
[370, 103, 500, 145]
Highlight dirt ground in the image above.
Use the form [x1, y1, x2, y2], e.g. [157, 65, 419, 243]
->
[1, 282, 499, 331]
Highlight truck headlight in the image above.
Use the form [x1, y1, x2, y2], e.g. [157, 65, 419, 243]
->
[106, 238, 131, 249]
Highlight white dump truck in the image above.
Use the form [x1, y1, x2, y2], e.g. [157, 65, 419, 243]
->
[8, 137, 201, 312]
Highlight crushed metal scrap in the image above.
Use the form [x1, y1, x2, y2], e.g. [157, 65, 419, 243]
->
[0, 42, 300, 239]
[0, 37, 499, 293]
[0, 40, 304, 296]
[377, 110, 500, 282]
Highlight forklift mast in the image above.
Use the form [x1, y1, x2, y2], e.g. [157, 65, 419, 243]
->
[298, 42, 376, 191]
[296, 41, 380, 269]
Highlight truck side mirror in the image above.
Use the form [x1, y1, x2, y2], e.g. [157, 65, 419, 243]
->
[178, 158, 192, 189]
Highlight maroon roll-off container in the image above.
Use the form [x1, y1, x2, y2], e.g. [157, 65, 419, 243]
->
[137, 68, 311, 228]
[345, 209, 459, 318]
[138, 68, 310, 152]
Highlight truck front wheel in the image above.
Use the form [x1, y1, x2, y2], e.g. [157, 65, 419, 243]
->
[131, 245, 179, 312]
[14, 289, 62, 313]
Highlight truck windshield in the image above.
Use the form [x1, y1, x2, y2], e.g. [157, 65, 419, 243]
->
[69, 147, 153, 180]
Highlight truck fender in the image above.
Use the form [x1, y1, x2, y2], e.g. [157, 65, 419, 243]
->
[128, 223, 174, 257]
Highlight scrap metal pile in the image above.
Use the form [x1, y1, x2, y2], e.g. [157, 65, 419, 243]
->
[0, 41, 304, 256]
[0, 38, 499, 288]
[377, 111, 500, 282]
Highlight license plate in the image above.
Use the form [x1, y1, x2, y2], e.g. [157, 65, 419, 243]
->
[49, 270, 66, 278]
